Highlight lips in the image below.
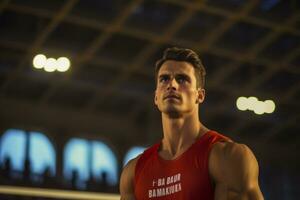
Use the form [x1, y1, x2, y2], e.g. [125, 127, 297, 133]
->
[163, 94, 181, 100]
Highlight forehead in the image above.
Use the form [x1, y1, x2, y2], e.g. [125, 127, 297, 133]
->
[158, 60, 196, 76]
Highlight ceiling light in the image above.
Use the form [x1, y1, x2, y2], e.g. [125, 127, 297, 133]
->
[247, 96, 258, 111]
[44, 58, 57, 72]
[236, 96, 248, 111]
[56, 57, 70, 72]
[264, 100, 276, 113]
[236, 96, 276, 115]
[33, 54, 47, 69]
[253, 101, 265, 115]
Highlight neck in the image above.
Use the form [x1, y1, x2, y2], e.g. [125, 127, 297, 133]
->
[160, 111, 208, 157]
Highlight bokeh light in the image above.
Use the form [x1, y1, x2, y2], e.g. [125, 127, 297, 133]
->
[264, 100, 276, 113]
[44, 58, 57, 72]
[236, 96, 276, 115]
[33, 54, 71, 73]
[33, 54, 47, 69]
[247, 96, 258, 111]
[253, 101, 265, 115]
[236, 96, 248, 111]
[56, 57, 71, 72]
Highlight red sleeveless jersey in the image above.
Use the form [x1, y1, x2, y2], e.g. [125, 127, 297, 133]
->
[134, 130, 230, 200]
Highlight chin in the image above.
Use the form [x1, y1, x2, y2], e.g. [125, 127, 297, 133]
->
[162, 104, 180, 112]
[160, 107, 182, 118]
[165, 111, 182, 119]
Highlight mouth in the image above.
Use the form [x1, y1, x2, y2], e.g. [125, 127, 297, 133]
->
[164, 94, 181, 100]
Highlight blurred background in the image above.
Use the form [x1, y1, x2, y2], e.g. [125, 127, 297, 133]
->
[0, 0, 299, 199]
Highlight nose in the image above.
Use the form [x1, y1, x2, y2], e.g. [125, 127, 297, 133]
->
[167, 77, 178, 91]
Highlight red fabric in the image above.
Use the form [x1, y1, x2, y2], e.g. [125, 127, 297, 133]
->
[134, 130, 230, 200]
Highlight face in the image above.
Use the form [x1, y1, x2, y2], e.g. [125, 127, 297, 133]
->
[154, 60, 205, 117]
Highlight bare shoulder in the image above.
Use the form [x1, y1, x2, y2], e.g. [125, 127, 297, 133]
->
[210, 141, 256, 163]
[209, 141, 258, 180]
[121, 155, 140, 177]
[120, 156, 140, 200]
[209, 141, 264, 198]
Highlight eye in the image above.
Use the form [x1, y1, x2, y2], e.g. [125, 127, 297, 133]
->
[176, 75, 188, 83]
[159, 76, 169, 83]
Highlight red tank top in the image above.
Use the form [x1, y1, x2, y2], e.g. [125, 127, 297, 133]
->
[134, 130, 230, 200]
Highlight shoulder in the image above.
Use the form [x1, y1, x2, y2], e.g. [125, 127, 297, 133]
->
[209, 141, 260, 189]
[120, 143, 159, 187]
[211, 141, 255, 161]
[208, 141, 264, 198]
[208, 130, 233, 143]
[120, 155, 140, 183]
[120, 142, 160, 183]
[120, 156, 140, 198]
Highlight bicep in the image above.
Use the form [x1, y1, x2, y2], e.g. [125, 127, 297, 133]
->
[211, 143, 264, 200]
[227, 144, 264, 199]
[120, 158, 138, 200]
[215, 184, 263, 200]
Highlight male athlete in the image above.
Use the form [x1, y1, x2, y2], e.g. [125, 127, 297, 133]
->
[120, 47, 264, 200]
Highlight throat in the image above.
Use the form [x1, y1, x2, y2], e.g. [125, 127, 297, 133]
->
[158, 147, 186, 160]
[159, 126, 210, 160]
[159, 137, 197, 160]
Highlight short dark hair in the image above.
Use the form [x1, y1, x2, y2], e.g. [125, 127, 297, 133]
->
[155, 47, 206, 88]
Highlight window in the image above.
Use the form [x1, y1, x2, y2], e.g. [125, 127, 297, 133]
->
[0, 129, 56, 177]
[64, 138, 118, 187]
[123, 146, 146, 166]
[64, 138, 89, 183]
[0, 129, 26, 172]
[92, 141, 118, 186]
[29, 132, 56, 176]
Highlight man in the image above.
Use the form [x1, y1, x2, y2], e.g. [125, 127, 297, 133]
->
[120, 47, 264, 200]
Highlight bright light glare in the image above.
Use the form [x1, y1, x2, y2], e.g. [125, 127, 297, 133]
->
[236, 96, 275, 115]
[247, 97, 258, 111]
[236, 97, 248, 111]
[44, 58, 57, 72]
[264, 100, 276, 113]
[33, 54, 47, 69]
[56, 57, 70, 72]
[253, 101, 265, 115]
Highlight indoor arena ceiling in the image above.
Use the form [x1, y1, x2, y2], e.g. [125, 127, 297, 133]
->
[0, 0, 299, 166]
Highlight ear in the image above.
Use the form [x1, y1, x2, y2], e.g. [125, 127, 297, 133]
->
[154, 90, 158, 105]
[196, 88, 205, 104]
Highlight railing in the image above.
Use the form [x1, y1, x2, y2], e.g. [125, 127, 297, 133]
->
[0, 185, 120, 200]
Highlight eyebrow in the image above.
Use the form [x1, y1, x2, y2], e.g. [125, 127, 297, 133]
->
[158, 73, 191, 78]
[158, 74, 169, 79]
[176, 74, 191, 79]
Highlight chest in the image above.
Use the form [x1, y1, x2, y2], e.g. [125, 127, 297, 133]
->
[135, 152, 214, 200]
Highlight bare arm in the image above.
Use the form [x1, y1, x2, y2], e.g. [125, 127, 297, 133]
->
[209, 142, 264, 200]
[120, 157, 139, 200]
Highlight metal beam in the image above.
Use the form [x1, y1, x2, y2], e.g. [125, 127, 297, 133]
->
[38, 0, 144, 105]
[202, 12, 300, 136]
[82, 1, 200, 113]
[0, 0, 79, 92]
[163, 0, 300, 36]
[4, 3, 299, 74]
[0, 0, 10, 13]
